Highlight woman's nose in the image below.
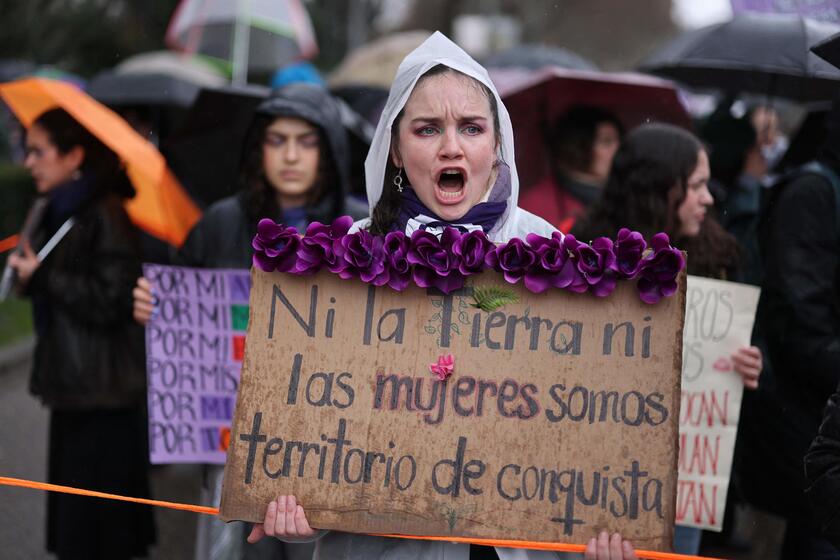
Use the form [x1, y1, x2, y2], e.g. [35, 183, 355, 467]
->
[700, 186, 714, 205]
[439, 129, 463, 159]
[283, 140, 299, 162]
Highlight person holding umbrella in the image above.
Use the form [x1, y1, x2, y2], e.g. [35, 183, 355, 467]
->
[133, 82, 366, 560]
[7, 107, 155, 559]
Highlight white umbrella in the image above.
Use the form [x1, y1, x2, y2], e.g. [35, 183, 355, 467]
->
[166, 0, 318, 85]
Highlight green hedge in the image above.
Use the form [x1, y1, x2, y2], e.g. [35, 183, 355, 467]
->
[0, 162, 35, 242]
[0, 297, 32, 346]
[0, 162, 35, 345]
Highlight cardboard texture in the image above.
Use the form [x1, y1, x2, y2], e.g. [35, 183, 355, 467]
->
[220, 269, 686, 550]
[676, 276, 760, 531]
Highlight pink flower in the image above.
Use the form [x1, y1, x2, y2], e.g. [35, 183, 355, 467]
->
[429, 354, 454, 381]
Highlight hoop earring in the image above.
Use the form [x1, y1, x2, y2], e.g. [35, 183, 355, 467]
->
[393, 168, 404, 193]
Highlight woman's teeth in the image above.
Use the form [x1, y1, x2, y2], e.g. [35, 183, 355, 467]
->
[438, 188, 462, 199]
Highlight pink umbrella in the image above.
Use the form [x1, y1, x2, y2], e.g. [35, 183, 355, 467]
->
[493, 67, 692, 191]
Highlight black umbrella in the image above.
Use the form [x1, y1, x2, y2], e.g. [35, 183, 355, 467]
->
[482, 44, 598, 72]
[639, 13, 840, 102]
[812, 30, 840, 70]
[88, 71, 207, 108]
[164, 84, 270, 208]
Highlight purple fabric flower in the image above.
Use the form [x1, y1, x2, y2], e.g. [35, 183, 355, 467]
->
[407, 228, 465, 294]
[253, 216, 684, 303]
[383, 231, 411, 291]
[252, 219, 300, 272]
[614, 228, 647, 279]
[557, 234, 591, 294]
[332, 229, 388, 284]
[522, 232, 580, 293]
[569, 236, 617, 297]
[637, 233, 685, 304]
[485, 237, 536, 284]
[296, 216, 354, 275]
[452, 230, 495, 276]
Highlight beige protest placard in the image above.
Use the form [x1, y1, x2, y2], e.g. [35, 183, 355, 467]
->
[220, 269, 686, 550]
[676, 276, 760, 531]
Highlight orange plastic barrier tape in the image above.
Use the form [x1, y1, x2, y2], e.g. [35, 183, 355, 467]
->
[375, 533, 721, 560]
[0, 234, 20, 254]
[0, 476, 219, 516]
[0, 476, 720, 560]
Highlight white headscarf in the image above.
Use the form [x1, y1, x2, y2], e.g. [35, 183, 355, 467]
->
[360, 31, 555, 242]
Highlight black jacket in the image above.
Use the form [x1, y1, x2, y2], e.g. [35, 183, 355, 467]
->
[806, 389, 840, 549]
[27, 187, 146, 409]
[179, 194, 257, 269]
[738, 164, 840, 519]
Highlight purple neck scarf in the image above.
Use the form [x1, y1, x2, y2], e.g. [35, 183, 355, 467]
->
[395, 163, 510, 235]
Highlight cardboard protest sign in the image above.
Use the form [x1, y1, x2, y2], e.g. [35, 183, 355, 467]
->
[144, 264, 250, 464]
[220, 269, 686, 549]
[676, 276, 760, 531]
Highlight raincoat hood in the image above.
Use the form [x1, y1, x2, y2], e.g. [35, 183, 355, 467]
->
[254, 83, 352, 219]
[363, 32, 554, 242]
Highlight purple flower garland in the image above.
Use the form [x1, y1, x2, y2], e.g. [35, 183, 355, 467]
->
[252, 217, 685, 304]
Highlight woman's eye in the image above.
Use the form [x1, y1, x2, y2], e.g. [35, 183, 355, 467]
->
[417, 126, 438, 136]
[299, 135, 320, 149]
[264, 135, 285, 147]
[462, 125, 482, 135]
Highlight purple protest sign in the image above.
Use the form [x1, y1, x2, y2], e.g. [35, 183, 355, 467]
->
[143, 264, 251, 464]
[731, 0, 840, 22]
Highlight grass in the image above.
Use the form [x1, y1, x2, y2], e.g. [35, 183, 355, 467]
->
[0, 161, 36, 346]
[0, 296, 33, 346]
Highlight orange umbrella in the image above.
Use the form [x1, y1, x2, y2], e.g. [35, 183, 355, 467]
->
[0, 77, 201, 247]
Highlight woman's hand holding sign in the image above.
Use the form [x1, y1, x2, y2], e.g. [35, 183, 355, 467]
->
[732, 345, 762, 390]
[247, 495, 318, 544]
[250, 496, 640, 558]
[585, 531, 638, 560]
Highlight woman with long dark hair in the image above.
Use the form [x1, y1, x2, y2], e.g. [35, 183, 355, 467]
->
[574, 123, 763, 555]
[8, 107, 155, 559]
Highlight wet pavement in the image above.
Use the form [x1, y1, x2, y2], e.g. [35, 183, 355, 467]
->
[0, 355, 203, 560]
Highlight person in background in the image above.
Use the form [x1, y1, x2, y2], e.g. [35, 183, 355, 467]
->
[699, 106, 766, 286]
[573, 123, 763, 555]
[245, 31, 639, 560]
[133, 83, 366, 560]
[750, 105, 788, 172]
[805, 386, 840, 551]
[519, 105, 623, 233]
[738, 101, 840, 560]
[8, 107, 155, 559]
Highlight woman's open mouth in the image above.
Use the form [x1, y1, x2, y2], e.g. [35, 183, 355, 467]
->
[435, 168, 467, 204]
